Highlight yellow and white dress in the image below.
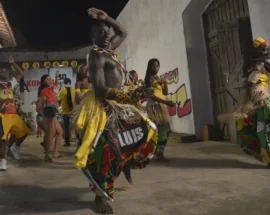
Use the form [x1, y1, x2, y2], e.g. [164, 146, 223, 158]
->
[248, 71, 269, 103]
[145, 77, 170, 154]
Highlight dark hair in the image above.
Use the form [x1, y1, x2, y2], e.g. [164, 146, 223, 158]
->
[144, 58, 160, 88]
[76, 64, 86, 81]
[64, 78, 71, 85]
[38, 74, 50, 97]
[64, 78, 73, 111]
[76, 64, 90, 85]
[129, 70, 137, 76]
[129, 70, 138, 84]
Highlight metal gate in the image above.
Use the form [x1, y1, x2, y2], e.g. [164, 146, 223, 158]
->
[203, 0, 253, 141]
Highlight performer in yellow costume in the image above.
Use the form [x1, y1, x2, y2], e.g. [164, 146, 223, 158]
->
[219, 37, 270, 166]
[75, 64, 91, 104]
[0, 57, 31, 171]
[144, 59, 175, 162]
[73, 64, 91, 145]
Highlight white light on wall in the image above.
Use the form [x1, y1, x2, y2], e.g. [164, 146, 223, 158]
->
[59, 64, 63, 67]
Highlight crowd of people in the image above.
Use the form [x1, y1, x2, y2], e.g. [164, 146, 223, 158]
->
[1, 6, 270, 214]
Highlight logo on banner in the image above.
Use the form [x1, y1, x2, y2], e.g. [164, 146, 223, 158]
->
[118, 127, 144, 147]
[58, 74, 67, 81]
[26, 80, 41, 89]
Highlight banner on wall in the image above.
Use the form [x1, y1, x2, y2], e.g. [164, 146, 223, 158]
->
[22, 68, 47, 131]
[49, 67, 76, 92]
[21, 67, 76, 131]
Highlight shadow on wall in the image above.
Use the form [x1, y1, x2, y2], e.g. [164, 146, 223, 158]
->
[142, 68, 192, 118]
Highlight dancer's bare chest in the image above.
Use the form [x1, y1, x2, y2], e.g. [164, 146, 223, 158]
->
[103, 55, 123, 89]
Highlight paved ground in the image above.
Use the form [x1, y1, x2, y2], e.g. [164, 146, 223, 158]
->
[1, 135, 270, 215]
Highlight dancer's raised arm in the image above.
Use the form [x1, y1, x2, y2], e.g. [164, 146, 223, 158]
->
[88, 8, 127, 50]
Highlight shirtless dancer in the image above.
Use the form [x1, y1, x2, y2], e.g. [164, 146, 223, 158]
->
[74, 8, 157, 214]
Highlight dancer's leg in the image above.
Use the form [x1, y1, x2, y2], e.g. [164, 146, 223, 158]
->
[53, 118, 63, 158]
[63, 115, 70, 146]
[9, 115, 30, 160]
[37, 120, 46, 149]
[257, 109, 270, 166]
[7, 135, 16, 156]
[0, 114, 12, 170]
[156, 124, 170, 162]
[44, 117, 55, 162]
[0, 140, 7, 170]
[82, 160, 116, 214]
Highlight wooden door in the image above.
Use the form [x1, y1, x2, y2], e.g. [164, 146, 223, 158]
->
[203, 0, 253, 141]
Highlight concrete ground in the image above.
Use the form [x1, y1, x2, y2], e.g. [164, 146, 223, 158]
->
[1, 135, 270, 215]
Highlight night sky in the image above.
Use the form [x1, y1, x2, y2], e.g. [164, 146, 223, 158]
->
[1, 0, 129, 50]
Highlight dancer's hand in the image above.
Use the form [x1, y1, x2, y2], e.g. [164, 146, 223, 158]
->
[131, 87, 143, 101]
[160, 76, 167, 84]
[138, 80, 145, 88]
[87, 8, 108, 20]
[142, 87, 154, 98]
[55, 71, 59, 77]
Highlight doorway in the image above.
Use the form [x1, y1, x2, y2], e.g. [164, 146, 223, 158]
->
[203, 0, 253, 141]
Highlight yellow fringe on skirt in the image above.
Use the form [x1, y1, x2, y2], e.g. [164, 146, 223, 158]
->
[146, 99, 170, 125]
[72, 88, 158, 169]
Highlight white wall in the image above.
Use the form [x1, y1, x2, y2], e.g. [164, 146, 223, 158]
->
[116, 0, 194, 134]
[182, 0, 214, 139]
[248, 0, 270, 41]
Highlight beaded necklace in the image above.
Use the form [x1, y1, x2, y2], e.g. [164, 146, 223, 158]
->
[92, 45, 132, 86]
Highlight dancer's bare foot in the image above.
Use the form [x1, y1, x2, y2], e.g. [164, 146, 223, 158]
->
[94, 195, 115, 214]
[123, 166, 133, 185]
[44, 155, 53, 163]
[53, 153, 62, 158]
